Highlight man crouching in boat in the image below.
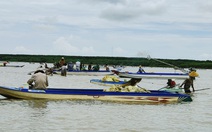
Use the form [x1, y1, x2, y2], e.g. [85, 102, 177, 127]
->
[105, 78, 150, 93]
[27, 70, 49, 90]
[122, 78, 142, 87]
[166, 79, 176, 88]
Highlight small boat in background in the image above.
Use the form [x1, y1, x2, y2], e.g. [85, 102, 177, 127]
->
[0, 61, 24, 67]
[53, 69, 114, 76]
[0, 64, 24, 68]
[112, 70, 189, 80]
[0, 85, 192, 103]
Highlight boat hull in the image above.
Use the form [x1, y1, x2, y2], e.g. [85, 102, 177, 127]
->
[0, 65, 24, 67]
[90, 79, 184, 93]
[0, 86, 192, 103]
[116, 72, 189, 79]
[54, 70, 114, 76]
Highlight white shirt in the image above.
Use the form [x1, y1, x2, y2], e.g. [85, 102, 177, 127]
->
[76, 61, 80, 67]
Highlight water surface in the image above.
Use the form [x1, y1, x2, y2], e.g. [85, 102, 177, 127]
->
[0, 62, 211, 132]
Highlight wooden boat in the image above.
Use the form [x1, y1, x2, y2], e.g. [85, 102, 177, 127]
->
[0, 64, 24, 68]
[112, 70, 189, 79]
[0, 85, 192, 103]
[91, 79, 184, 93]
[90, 79, 126, 86]
[53, 70, 114, 76]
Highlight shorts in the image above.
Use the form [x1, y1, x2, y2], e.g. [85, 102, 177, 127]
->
[184, 89, 191, 93]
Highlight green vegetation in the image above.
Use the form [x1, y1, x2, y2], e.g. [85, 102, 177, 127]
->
[1, 54, 212, 69]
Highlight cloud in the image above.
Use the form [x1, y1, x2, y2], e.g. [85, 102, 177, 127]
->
[199, 53, 212, 60]
[52, 36, 95, 55]
[14, 46, 31, 53]
[81, 47, 95, 54]
[34, 24, 56, 31]
[198, 1, 212, 12]
[100, 0, 166, 21]
[53, 36, 79, 54]
[0, 0, 212, 60]
[78, 0, 123, 5]
[136, 51, 150, 57]
[112, 47, 125, 56]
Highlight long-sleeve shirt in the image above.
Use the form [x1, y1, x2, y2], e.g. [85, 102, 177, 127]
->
[27, 72, 48, 89]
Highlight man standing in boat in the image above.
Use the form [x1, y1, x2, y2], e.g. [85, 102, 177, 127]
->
[27, 70, 49, 90]
[180, 69, 199, 93]
[137, 65, 145, 73]
[59, 57, 66, 67]
[180, 76, 195, 93]
[61, 63, 67, 76]
[76, 60, 81, 71]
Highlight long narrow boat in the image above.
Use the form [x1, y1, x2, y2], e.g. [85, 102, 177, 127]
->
[0, 86, 192, 103]
[54, 70, 114, 76]
[112, 70, 189, 79]
[90, 79, 184, 93]
[0, 65, 24, 68]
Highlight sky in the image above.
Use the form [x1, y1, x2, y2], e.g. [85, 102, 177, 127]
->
[0, 0, 212, 60]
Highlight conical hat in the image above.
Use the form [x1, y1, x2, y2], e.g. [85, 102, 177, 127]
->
[189, 71, 199, 77]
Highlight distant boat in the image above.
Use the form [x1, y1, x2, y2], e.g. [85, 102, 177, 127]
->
[112, 70, 189, 80]
[0, 64, 24, 68]
[53, 69, 114, 76]
[0, 85, 192, 103]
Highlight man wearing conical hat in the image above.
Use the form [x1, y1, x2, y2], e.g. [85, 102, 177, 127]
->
[180, 76, 195, 93]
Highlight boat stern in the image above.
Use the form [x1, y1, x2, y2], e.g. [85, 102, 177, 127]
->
[178, 94, 192, 102]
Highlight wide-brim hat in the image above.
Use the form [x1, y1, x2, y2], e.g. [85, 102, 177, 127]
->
[189, 71, 199, 77]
